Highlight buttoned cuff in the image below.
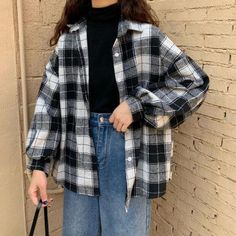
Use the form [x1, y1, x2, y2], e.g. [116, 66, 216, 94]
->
[124, 95, 144, 123]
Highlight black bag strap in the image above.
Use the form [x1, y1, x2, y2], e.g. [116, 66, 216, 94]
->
[29, 199, 49, 236]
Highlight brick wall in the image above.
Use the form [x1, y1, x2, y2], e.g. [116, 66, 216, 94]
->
[149, 1, 236, 236]
[22, 0, 236, 235]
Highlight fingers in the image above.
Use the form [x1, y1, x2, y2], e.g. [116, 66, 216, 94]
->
[39, 184, 48, 208]
[28, 185, 40, 206]
[121, 124, 128, 132]
[109, 113, 114, 123]
[28, 171, 52, 208]
[110, 113, 129, 132]
[47, 198, 54, 207]
[109, 102, 133, 132]
[116, 120, 123, 131]
[117, 120, 128, 133]
[28, 185, 53, 208]
[41, 198, 53, 207]
[113, 117, 119, 130]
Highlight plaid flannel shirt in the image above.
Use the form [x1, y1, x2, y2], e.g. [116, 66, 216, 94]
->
[24, 16, 209, 212]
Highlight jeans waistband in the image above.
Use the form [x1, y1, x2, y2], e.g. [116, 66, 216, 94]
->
[89, 112, 113, 126]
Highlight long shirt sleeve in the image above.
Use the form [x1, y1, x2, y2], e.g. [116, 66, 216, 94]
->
[124, 28, 210, 129]
[24, 46, 61, 177]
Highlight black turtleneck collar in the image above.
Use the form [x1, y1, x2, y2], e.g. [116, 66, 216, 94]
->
[87, 2, 121, 22]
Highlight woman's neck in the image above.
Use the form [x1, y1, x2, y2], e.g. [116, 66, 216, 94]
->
[92, 0, 118, 8]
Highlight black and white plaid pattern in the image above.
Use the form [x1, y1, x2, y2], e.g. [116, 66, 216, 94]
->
[24, 16, 209, 212]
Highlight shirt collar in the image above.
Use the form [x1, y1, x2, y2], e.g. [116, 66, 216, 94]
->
[66, 16, 143, 37]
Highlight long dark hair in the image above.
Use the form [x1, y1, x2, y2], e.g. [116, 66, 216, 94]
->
[49, 0, 160, 46]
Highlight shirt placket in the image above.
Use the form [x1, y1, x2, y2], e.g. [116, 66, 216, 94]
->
[74, 22, 100, 194]
[112, 36, 136, 213]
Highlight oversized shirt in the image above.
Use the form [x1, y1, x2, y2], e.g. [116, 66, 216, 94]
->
[24, 15, 210, 213]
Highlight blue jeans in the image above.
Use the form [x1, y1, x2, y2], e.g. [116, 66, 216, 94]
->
[62, 112, 152, 236]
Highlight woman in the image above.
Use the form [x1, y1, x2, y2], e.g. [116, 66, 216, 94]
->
[25, 0, 210, 235]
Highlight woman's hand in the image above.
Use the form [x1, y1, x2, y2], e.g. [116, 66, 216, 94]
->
[28, 170, 53, 208]
[109, 101, 133, 132]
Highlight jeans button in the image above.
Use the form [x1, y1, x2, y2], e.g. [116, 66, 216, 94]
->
[99, 116, 104, 122]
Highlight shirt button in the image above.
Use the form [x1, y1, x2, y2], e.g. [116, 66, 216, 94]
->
[127, 157, 132, 161]
[114, 52, 119, 57]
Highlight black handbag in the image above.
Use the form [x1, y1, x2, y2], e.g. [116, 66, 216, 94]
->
[29, 198, 49, 236]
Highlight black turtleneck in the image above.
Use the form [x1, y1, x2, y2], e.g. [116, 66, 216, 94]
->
[87, 2, 121, 113]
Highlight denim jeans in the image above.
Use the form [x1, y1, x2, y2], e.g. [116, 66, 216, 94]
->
[62, 112, 152, 236]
